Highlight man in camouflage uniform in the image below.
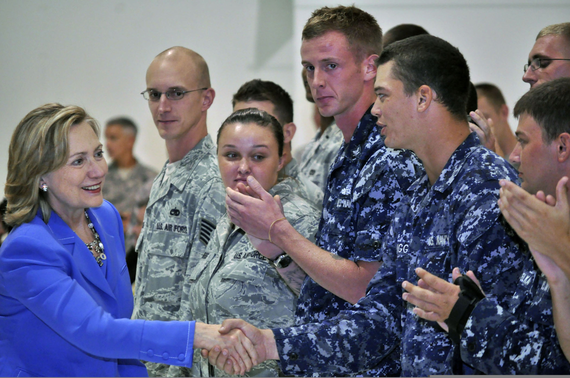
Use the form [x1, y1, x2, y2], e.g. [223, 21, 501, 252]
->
[406, 78, 570, 373]
[188, 177, 320, 377]
[232, 79, 324, 209]
[298, 69, 344, 192]
[103, 116, 157, 234]
[132, 46, 226, 377]
[222, 6, 422, 376]
[375, 35, 559, 375]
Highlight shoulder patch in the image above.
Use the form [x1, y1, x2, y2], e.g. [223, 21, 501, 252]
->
[199, 218, 216, 245]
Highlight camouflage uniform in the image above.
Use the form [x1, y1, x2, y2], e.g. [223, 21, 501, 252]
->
[299, 122, 343, 192]
[132, 135, 226, 377]
[459, 254, 570, 374]
[382, 133, 529, 376]
[275, 107, 423, 376]
[103, 160, 158, 215]
[281, 158, 324, 210]
[183, 177, 320, 377]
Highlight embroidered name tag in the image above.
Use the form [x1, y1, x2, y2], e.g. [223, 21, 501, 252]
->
[426, 234, 450, 247]
[155, 222, 188, 234]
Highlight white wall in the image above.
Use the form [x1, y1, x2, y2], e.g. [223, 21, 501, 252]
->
[1, 0, 569, 199]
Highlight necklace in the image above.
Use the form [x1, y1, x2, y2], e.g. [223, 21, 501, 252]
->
[84, 210, 107, 267]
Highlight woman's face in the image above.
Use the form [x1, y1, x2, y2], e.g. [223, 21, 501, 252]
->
[41, 121, 108, 222]
[218, 122, 283, 191]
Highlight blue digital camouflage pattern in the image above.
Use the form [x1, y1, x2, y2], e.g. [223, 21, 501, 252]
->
[384, 132, 528, 376]
[132, 135, 226, 377]
[296, 106, 422, 326]
[274, 107, 423, 376]
[460, 253, 570, 374]
[299, 122, 344, 192]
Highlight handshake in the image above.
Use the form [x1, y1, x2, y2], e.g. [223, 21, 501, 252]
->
[194, 319, 279, 375]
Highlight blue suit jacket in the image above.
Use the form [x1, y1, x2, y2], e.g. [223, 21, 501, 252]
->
[0, 201, 195, 377]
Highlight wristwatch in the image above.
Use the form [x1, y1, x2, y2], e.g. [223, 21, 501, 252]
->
[272, 253, 293, 269]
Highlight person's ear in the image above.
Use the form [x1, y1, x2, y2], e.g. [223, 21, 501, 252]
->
[557, 133, 570, 163]
[363, 54, 379, 81]
[500, 104, 509, 120]
[283, 122, 297, 144]
[201, 88, 216, 111]
[417, 85, 434, 113]
[277, 155, 285, 171]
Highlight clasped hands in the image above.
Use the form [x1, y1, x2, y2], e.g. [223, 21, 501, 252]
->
[196, 320, 277, 374]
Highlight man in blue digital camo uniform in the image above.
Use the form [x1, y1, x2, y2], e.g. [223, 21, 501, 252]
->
[219, 5, 423, 377]
[404, 78, 570, 374]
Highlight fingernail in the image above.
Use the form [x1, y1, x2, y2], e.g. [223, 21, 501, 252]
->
[402, 281, 407, 288]
[247, 176, 254, 183]
[402, 293, 408, 300]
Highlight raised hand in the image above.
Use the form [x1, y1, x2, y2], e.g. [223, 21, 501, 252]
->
[469, 110, 497, 153]
[402, 267, 482, 332]
[226, 176, 287, 241]
[499, 177, 570, 279]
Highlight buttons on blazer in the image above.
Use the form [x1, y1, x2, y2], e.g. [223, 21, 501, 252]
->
[162, 352, 170, 360]
[178, 353, 185, 361]
[147, 349, 154, 358]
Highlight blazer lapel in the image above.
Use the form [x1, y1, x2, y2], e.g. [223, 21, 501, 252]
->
[48, 212, 116, 300]
[87, 209, 121, 295]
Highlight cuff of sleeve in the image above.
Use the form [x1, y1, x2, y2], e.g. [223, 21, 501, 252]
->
[139, 320, 195, 368]
[459, 298, 503, 364]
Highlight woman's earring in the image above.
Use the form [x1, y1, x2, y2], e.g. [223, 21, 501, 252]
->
[40, 183, 48, 192]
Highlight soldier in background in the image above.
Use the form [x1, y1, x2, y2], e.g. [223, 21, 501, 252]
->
[475, 83, 517, 159]
[232, 79, 324, 209]
[132, 46, 226, 377]
[103, 117, 157, 233]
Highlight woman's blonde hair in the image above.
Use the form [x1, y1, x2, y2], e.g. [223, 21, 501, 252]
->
[4, 103, 99, 227]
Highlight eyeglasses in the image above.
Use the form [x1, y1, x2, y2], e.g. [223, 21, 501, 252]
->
[141, 88, 208, 101]
[524, 58, 570, 73]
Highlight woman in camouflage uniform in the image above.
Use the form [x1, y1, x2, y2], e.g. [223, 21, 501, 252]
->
[187, 109, 320, 377]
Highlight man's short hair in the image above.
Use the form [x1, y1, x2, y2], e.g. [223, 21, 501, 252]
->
[537, 22, 570, 43]
[232, 79, 293, 125]
[302, 5, 383, 61]
[376, 35, 470, 120]
[106, 117, 138, 137]
[383, 24, 429, 47]
[514, 77, 570, 143]
[475, 83, 507, 112]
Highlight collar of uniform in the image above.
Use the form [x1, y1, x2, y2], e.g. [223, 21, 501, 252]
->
[331, 105, 378, 168]
[406, 132, 480, 213]
[433, 132, 480, 193]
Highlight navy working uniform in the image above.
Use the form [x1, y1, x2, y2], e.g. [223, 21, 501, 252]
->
[185, 177, 320, 377]
[132, 135, 226, 377]
[383, 133, 530, 375]
[276, 106, 423, 376]
[460, 251, 570, 374]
